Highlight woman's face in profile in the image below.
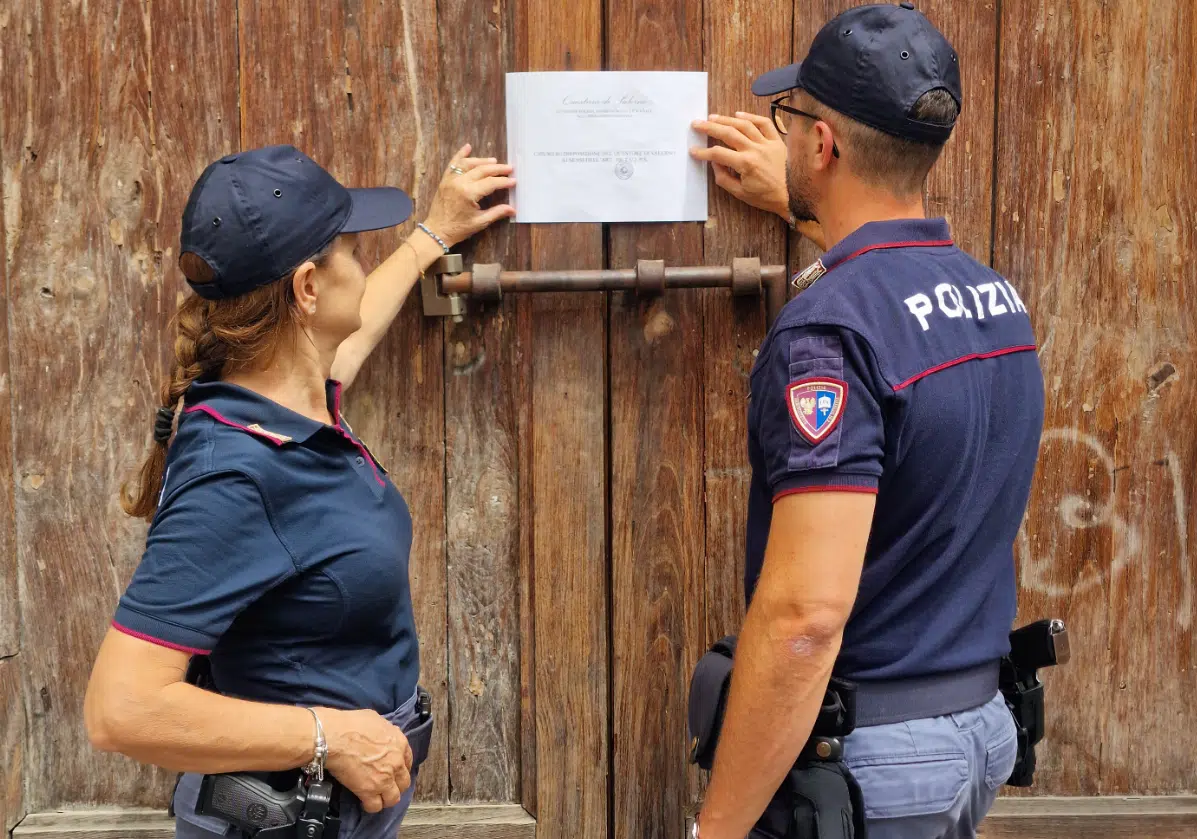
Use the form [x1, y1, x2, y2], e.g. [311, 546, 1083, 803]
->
[310, 233, 368, 343]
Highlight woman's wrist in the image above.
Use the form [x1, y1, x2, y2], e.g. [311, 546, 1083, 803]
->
[417, 216, 459, 250]
[302, 707, 328, 779]
[405, 228, 450, 270]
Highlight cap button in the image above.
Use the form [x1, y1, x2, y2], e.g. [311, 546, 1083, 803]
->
[221, 154, 239, 164]
[900, 1, 915, 8]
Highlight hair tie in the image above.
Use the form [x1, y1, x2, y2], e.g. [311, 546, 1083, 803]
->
[153, 406, 176, 445]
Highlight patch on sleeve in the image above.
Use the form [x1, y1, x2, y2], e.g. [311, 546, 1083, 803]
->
[786, 377, 847, 444]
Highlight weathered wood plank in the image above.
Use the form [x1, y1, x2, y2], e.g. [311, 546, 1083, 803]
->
[993, 0, 1197, 794]
[789, 1, 998, 274]
[1, 659, 25, 833]
[978, 795, 1197, 838]
[438, 0, 526, 804]
[0, 0, 19, 657]
[914, 0, 999, 262]
[237, 0, 451, 802]
[686, 797, 1197, 839]
[701, 0, 792, 658]
[516, 294, 537, 819]
[6, 0, 235, 808]
[518, 0, 608, 836]
[14, 805, 536, 839]
[511, 12, 538, 815]
[605, 1, 706, 837]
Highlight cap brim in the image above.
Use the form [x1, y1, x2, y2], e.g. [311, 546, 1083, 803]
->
[751, 62, 803, 97]
[343, 187, 414, 233]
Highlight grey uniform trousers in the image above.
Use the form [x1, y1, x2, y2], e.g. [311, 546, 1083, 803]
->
[843, 691, 1017, 839]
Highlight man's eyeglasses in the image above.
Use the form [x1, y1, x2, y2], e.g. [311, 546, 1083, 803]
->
[771, 97, 841, 158]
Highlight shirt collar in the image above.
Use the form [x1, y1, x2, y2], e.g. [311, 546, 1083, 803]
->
[821, 217, 954, 272]
[183, 379, 345, 446]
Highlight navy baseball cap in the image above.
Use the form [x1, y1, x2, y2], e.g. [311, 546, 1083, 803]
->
[180, 145, 413, 300]
[752, 2, 961, 144]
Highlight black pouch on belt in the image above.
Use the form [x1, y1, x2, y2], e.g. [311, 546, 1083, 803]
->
[687, 635, 868, 839]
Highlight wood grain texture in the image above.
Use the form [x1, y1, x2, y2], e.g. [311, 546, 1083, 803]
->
[439, 0, 526, 804]
[518, 1, 608, 836]
[605, 2, 706, 837]
[1, 659, 25, 833]
[701, 0, 792, 653]
[687, 797, 1197, 839]
[0, 0, 19, 657]
[6, 0, 235, 808]
[238, 0, 452, 802]
[993, 0, 1197, 795]
[979, 795, 1197, 838]
[788, 1, 999, 275]
[512, 1, 536, 816]
[516, 289, 537, 818]
[14, 805, 537, 839]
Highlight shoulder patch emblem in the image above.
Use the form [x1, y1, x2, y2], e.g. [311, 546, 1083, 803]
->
[786, 378, 846, 444]
[791, 258, 827, 293]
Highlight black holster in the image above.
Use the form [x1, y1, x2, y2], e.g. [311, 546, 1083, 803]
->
[177, 654, 436, 838]
[687, 636, 867, 839]
[998, 619, 1069, 787]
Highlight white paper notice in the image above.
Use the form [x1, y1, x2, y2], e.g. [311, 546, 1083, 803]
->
[505, 71, 708, 224]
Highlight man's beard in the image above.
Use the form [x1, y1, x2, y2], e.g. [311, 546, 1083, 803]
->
[786, 158, 818, 222]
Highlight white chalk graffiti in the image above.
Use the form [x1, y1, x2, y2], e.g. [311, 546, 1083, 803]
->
[1166, 451, 1192, 629]
[1017, 428, 1142, 598]
[1017, 428, 1192, 630]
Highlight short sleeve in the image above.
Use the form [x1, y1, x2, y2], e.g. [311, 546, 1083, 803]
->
[113, 471, 297, 654]
[751, 327, 886, 499]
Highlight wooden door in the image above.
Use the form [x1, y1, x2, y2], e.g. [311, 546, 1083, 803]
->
[2, 2, 1195, 839]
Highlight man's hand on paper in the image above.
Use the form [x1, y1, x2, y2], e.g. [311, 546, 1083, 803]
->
[690, 112, 826, 250]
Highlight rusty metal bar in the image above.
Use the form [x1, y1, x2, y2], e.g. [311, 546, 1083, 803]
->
[444, 267, 640, 294]
[422, 257, 789, 325]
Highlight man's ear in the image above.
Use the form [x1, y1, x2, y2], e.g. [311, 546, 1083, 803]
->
[292, 260, 318, 312]
[812, 121, 838, 171]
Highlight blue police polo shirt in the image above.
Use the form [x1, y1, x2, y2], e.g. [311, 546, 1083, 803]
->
[746, 218, 1045, 682]
[113, 379, 419, 714]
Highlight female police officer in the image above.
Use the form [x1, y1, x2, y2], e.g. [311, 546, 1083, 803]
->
[83, 142, 514, 838]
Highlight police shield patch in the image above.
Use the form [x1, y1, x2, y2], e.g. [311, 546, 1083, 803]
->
[786, 378, 846, 444]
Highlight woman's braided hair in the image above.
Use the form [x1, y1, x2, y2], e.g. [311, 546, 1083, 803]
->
[121, 246, 330, 520]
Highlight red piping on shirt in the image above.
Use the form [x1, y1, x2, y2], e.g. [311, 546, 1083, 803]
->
[825, 239, 954, 272]
[183, 405, 286, 446]
[112, 621, 211, 656]
[331, 381, 385, 487]
[893, 345, 1038, 391]
[773, 485, 879, 502]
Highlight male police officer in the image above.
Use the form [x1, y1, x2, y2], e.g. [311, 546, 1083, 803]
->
[688, 4, 1045, 838]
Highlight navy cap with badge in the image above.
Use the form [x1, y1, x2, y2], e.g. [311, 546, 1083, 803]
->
[180, 145, 414, 300]
[752, 2, 961, 144]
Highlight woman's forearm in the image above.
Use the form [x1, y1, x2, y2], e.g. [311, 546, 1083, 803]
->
[88, 678, 317, 774]
[331, 231, 445, 389]
[332, 146, 515, 389]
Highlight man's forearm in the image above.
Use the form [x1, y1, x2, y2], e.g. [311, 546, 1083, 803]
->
[698, 605, 843, 839]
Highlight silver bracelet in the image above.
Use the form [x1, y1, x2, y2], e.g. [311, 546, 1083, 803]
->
[416, 222, 451, 255]
[303, 707, 328, 782]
